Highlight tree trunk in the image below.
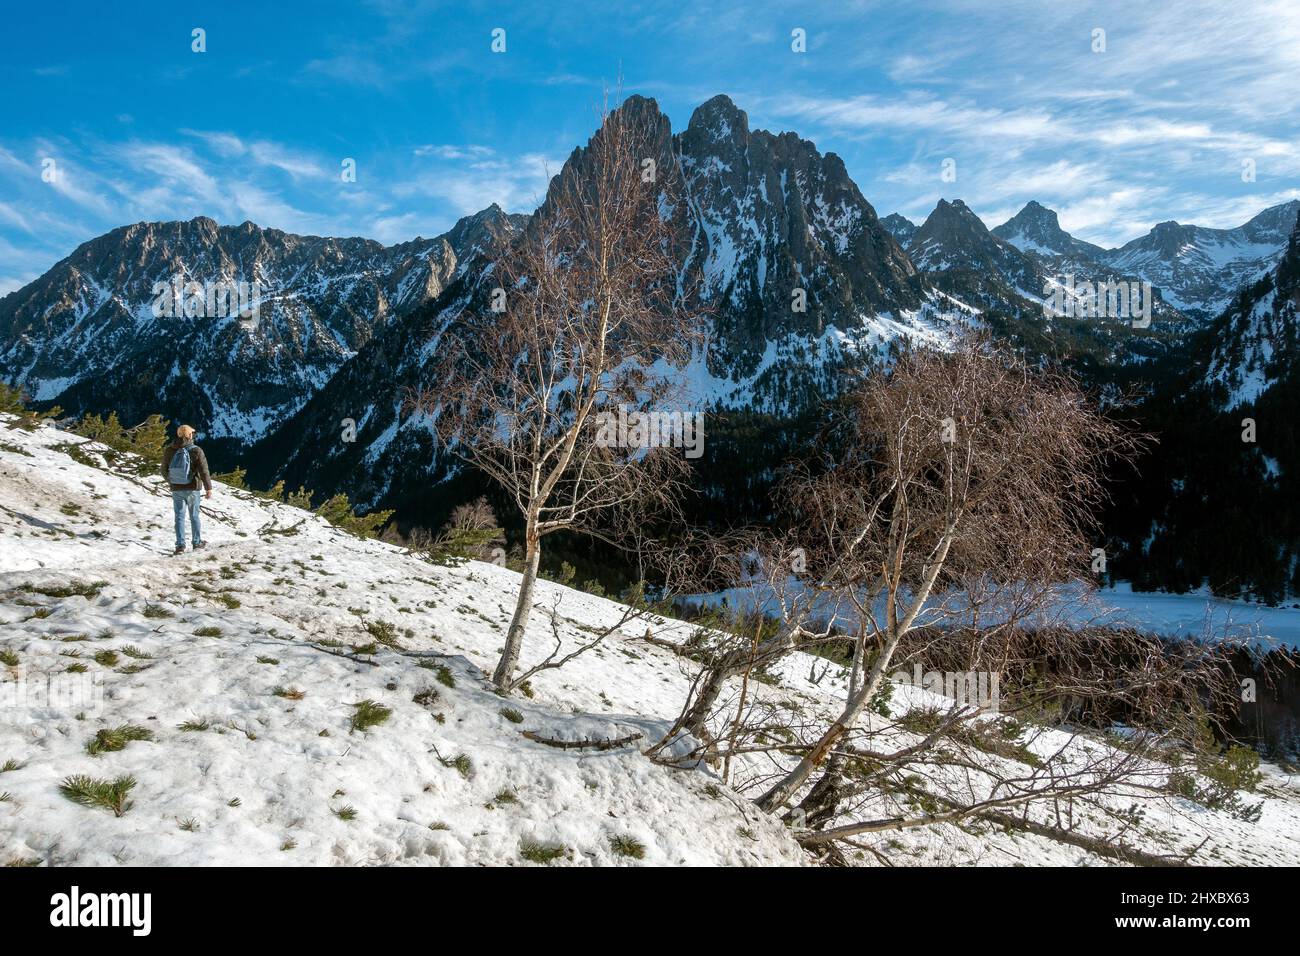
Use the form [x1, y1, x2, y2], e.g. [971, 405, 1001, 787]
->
[755, 629, 900, 813]
[758, 537, 954, 814]
[493, 524, 541, 691]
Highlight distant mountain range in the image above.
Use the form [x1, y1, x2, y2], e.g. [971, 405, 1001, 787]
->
[2, 93, 1298, 599]
[884, 196, 1300, 322]
[0, 206, 525, 450]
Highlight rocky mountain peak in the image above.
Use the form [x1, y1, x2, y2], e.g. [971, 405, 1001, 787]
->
[880, 213, 917, 245]
[685, 93, 750, 143]
[992, 201, 1105, 264]
[910, 198, 1004, 267]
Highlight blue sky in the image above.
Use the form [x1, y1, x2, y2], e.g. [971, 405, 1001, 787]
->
[2, 0, 1298, 293]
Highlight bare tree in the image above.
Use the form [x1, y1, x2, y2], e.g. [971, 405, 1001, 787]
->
[749, 339, 1140, 811]
[413, 97, 707, 691]
[652, 339, 1251, 858]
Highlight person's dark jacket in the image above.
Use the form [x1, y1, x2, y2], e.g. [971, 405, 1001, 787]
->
[163, 441, 212, 492]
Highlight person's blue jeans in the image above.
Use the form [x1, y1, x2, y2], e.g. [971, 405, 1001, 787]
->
[172, 490, 203, 548]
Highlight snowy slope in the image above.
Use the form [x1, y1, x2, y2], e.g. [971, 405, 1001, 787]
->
[2, 416, 1299, 866]
[0, 417, 802, 866]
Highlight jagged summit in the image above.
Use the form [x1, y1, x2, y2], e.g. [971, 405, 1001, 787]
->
[880, 213, 917, 245]
[910, 199, 1016, 271]
[686, 93, 750, 139]
[992, 201, 1106, 263]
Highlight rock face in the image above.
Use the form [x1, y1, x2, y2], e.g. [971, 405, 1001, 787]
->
[908, 198, 1044, 312]
[676, 95, 925, 368]
[0, 207, 524, 448]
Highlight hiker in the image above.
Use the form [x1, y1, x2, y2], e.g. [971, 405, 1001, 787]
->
[163, 424, 212, 554]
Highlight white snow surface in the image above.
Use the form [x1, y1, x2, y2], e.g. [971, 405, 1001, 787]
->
[2, 417, 1299, 866]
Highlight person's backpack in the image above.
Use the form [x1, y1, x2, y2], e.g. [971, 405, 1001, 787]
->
[167, 445, 195, 485]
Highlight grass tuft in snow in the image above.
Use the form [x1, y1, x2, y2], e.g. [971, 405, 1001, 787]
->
[349, 699, 392, 733]
[272, 686, 306, 700]
[334, 805, 358, 821]
[609, 835, 646, 859]
[0, 649, 17, 667]
[92, 649, 119, 667]
[256, 656, 280, 665]
[364, 619, 401, 648]
[519, 839, 567, 864]
[435, 665, 455, 688]
[441, 753, 472, 778]
[59, 774, 136, 816]
[86, 724, 154, 756]
[193, 626, 223, 638]
[178, 719, 210, 732]
[500, 707, 524, 724]
[142, 604, 173, 619]
[1, 759, 25, 773]
[120, 646, 152, 660]
[26, 581, 108, 599]
[177, 817, 200, 832]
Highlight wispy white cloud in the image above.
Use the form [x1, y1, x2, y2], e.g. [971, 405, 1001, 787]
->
[398, 147, 559, 216]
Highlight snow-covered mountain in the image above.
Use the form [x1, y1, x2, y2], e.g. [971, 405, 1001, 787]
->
[256, 95, 968, 516]
[1103, 202, 1300, 321]
[989, 199, 1300, 321]
[908, 198, 1046, 312]
[0, 207, 525, 449]
[3, 93, 1296, 556]
[1200, 210, 1300, 412]
[991, 200, 1107, 270]
[880, 212, 917, 247]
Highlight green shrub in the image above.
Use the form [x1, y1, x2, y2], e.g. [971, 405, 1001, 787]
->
[350, 699, 392, 732]
[72, 412, 169, 471]
[59, 774, 136, 816]
[519, 840, 566, 864]
[315, 494, 394, 539]
[0, 381, 61, 431]
[609, 835, 646, 859]
[86, 724, 154, 756]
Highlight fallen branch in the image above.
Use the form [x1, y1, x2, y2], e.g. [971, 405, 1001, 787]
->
[521, 730, 642, 751]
